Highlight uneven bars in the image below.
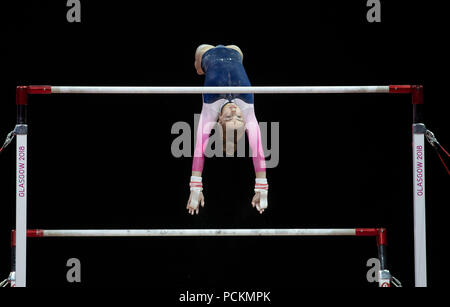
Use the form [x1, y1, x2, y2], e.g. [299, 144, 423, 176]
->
[13, 84, 425, 287]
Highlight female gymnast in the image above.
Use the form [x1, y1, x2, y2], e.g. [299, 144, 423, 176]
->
[187, 44, 268, 215]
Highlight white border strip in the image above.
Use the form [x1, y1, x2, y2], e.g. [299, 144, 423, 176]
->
[41, 229, 357, 237]
[51, 86, 390, 94]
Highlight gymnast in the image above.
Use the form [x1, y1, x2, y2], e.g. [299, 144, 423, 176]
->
[187, 44, 268, 215]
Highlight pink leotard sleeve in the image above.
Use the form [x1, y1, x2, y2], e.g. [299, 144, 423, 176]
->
[192, 101, 221, 172]
[234, 100, 266, 173]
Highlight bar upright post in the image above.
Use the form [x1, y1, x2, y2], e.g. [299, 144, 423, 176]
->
[411, 85, 427, 287]
[15, 86, 28, 287]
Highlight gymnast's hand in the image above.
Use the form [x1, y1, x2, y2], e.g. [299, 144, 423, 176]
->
[187, 190, 205, 215]
[252, 178, 268, 214]
[187, 176, 205, 215]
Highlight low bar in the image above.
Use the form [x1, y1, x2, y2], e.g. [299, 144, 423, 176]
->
[47, 86, 394, 94]
[25, 228, 365, 237]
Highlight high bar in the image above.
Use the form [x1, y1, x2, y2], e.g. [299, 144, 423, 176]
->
[51, 86, 391, 94]
[23, 85, 414, 95]
[20, 228, 380, 237]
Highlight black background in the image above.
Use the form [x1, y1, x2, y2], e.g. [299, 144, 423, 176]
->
[0, 0, 448, 293]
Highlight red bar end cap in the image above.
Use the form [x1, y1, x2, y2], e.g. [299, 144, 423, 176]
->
[389, 85, 412, 94]
[355, 228, 378, 236]
[27, 229, 44, 237]
[27, 86, 52, 94]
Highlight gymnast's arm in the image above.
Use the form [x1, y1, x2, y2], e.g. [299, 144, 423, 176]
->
[235, 101, 268, 214]
[186, 102, 220, 215]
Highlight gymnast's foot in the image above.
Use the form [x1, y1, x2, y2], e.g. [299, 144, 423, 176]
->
[225, 45, 244, 60]
[194, 44, 215, 75]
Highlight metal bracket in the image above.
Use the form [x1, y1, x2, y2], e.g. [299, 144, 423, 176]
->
[14, 124, 28, 135]
[378, 270, 402, 287]
[413, 123, 427, 134]
[0, 125, 28, 153]
[378, 269, 392, 280]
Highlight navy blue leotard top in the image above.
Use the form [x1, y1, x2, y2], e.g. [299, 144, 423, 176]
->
[201, 45, 254, 104]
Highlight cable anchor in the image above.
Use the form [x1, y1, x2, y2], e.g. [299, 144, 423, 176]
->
[425, 129, 439, 148]
[426, 129, 450, 175]
[391, 275, 402, 287]
[0, 130, 16, 154]
[0, 272, 15, 287]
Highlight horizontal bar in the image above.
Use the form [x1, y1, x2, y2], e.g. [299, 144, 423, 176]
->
[21, 229, 375, 237]
[47, 86, 395, 94]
